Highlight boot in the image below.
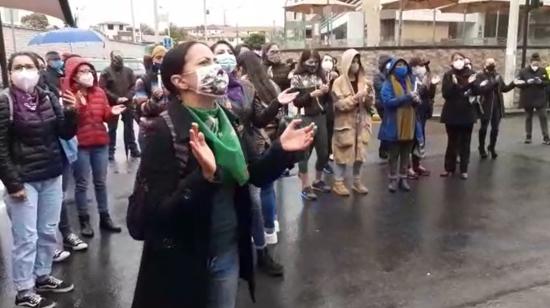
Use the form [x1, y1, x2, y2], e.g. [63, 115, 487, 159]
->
[388, 177, 398, 193]
[479, 130, 487, 159]
[489, 131, 498, 159]
[257, 247, 284, 277]
[79, 215, 94, 238]
[99, 213, 122, 233]
[352, 178, 369, 195]
[488, 146, 498, 159]
[332, 180, 350, 197]
[479, 147, 488, 159]
[399, 176, 411, 192]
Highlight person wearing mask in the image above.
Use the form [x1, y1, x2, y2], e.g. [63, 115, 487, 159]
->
[379, 58, 421, 192]
[291, 49, 331, 201]
[211, 41, 244, 109]
[130, 41, 314, 308]
[262, 43, 292, 92]
[63, 56, 127, 238]
[374, 54, 393, 159]
[440, 52, 478, 180]
[321, 54, 339, 172]
[100, 51, 140, 161]
[408, 56, 439, 178]
[475, 58, 515, 159]
[514, 53, 550, 145]
[43, 51, 64, 95]
[331, 49, 374, 196]
[0, 52, 77, 308]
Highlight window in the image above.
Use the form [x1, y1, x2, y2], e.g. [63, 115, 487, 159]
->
[107, 24, 114, 30]
[119, 25, 124, 30]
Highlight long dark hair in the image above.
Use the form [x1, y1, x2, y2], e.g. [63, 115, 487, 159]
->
[237, 51, 278, 104]
[235, 44, 252, 56]
[261, 42, 277, 63]
[161, 41, 207, 94]
[294, 49, 326, 82]
[211, 40, 236, 55]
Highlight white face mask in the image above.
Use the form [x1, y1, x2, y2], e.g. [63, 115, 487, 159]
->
[321, 59, 334, 72]
[531, 64, 540, 71]
[350, 63, 360, 74]
[78, 72, 95, 88]
[414, 66, 427, 77]
[453, 59, 465, 70]
[11, 68, 40, 93]
[187, 64, 229, 97]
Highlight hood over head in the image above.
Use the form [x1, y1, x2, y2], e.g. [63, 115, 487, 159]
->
[341, 49, 365, 80]
[378, 54, 392, 72]
[62, 56, 98, 91]
[386, 58, 411, 77]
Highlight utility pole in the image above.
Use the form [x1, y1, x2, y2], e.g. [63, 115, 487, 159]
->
[203, 0, 208, 41]
[504, 0, 520, 108]
[130, 0, 137, 42]
[153, 0, 159, 37]
[521, 0, 531, 68]
[9, 9, 16, 52]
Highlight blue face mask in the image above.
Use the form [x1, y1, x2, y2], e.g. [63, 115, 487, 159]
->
[50, 60, 64, 71]
[394, 66, 408, 78]
[215, 53, 237, 74]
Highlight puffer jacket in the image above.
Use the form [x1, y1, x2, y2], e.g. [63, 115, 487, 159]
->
[331, 49, 374, 165]
[63, 57, 114, 147]
[0, 87, 77, 193]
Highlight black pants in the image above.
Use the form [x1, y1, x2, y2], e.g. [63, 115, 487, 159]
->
[326, 112, 334, 157]
[524, 106, 549, 140]
[479, 115, 501, 150]
[444, 124, 473, 174]
[108, 109, 139, 158]
[299, 113, 329, 173]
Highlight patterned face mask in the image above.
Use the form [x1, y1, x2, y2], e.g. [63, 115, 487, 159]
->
[185, 63, 229, 97]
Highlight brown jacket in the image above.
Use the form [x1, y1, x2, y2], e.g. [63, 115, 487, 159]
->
[331, 49, 374, 165]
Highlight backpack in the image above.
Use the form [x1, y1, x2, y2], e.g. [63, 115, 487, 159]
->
[127, 110, 189, 241]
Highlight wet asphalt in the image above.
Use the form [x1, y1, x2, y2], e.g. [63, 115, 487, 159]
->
[2, 115, 550, 308]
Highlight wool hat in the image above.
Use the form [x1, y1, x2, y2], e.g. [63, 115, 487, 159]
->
[531, 53, 541, 62]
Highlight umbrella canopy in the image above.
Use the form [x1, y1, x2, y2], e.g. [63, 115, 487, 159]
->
[284, 0, 356, 15]
[383, 0, 458, 10]
[439, 0, 511, 13]
[28, 28, 104, 45]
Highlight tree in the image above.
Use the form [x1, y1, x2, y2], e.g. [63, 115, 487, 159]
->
[21, 13, 49, 30]
[164, 24, 188, 43]
[244, 33, 266, 50]
[140, 23, 155, 35]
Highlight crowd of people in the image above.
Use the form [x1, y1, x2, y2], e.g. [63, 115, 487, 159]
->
[0, 41, 548, 307]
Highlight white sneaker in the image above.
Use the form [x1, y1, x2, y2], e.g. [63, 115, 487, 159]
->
[274, 220, 280, 233]
[265, 232, 278, 245]
[52, 249, 71, 263]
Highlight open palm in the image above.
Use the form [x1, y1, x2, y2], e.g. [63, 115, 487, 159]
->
[189, 123, 217, 179]
[279, 119, 315, 152]
[278, 88, 299, 105]
[111, 105, 127, 115]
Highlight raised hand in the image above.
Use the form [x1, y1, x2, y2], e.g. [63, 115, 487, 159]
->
[279, 119, 315, 152]
[468, 74, 477, 84]
[111, 105, 127, 115]
[452, 74, 458, 85]
[62, 90, 77, 107]
[278, 88, 300, 105]
[189, 123, 216, 180]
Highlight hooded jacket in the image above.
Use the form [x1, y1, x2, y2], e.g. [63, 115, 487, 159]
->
[63, 57, 114, 147]
[331, 49, 374, 164]
[378, 58, 422, 142]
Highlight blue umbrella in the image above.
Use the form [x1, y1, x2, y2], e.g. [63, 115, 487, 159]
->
[28, 28, 104, 45]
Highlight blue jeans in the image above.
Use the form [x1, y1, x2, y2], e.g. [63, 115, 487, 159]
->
[260, 182, 276, 233]
[73, 146, 109, 216]
[207, 247, 239, 308]
[4, 176, 63, 291]
[249, 186, 266, 249]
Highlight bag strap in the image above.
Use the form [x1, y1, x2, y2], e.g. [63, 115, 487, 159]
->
[160, 110, 189, 176]
[1, 88, 13, 121]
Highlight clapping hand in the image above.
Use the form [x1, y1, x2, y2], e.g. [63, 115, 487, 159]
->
[320, 84, 330, 94]
[480, 80, 489, 87]
[278, 88, 300, 105]
[535, 77, 543, 84]
[61, 90, 77, 107]
[527, 78, 535, 84]
[514, 79, 526, 86]
[111, 105, 127, 115]
[452, 74, 458, 84]
[189, 123, 217, 181]
[468, 74, 477, 84]
[279, 119, 315, 152]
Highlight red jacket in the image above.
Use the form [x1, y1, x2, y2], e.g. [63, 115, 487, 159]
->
[63, 57, 113, 147]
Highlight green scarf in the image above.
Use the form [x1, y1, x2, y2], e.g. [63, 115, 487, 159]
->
[390, 75, 416, 141]
[186, 105, 249, 185]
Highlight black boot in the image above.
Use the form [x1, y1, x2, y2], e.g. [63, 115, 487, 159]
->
[99, 213, 122, 233]
[489, 130, 498, 159]
[79, 215, 94, 238]
[488, 145, 498, 159]
[479, 147, 488, 159]
[257, 247, 284, 277]
[479, 131, 488, 159]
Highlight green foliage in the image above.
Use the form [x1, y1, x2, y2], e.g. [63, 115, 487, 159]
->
[244, 33, 266, 50]
[21, 13, 49, 30]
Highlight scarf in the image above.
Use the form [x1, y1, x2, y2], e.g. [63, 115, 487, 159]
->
[186, 104, 249, 186]
[11, 86, 39, 111]
[390, 75, 416, 141]
[226, 73, 244, 107]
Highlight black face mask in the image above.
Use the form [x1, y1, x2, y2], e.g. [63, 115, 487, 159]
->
[112, 56, 124, 70]
[486, 64, 496, 72]
[304, 64, 318, 73]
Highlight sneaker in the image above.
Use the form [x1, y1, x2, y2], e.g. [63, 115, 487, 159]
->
[323, 164, 334, 175]
[352, 182, 369, 195]
[544, 139, 550, 145]
[460, 173, 469, 180]
[52, 250, 71, 263]
[265, 231, 278, 245]
[332, 181, 351, 196]
[301, 187, 318, 201]
[388, 178, 398, 193]
[35, 276, 74, 293]
[63, 234, 88, 251]
[312, 180, 331, 193]
[399, 178, 411, 192]
[257, 248, 284, 277]
[15, 293, 55, 308]
[274, 220, 280, 233]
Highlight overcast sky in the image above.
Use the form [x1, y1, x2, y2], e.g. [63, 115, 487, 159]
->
[69, 0, 287, 29]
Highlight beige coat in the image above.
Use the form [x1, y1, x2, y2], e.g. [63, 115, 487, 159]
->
[331, 49, 374, 165]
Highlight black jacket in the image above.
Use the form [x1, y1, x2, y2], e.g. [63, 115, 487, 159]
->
[474, 71, 515, 121]
[516, 66, 549, 109]
[0, 87, 77, 193]
[43, 66, 63, 95]
[440, 68, 478, 126]
[265, 61, 291, 91]
[131, 98, 295, 308]
[99, 65, 136, 106]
